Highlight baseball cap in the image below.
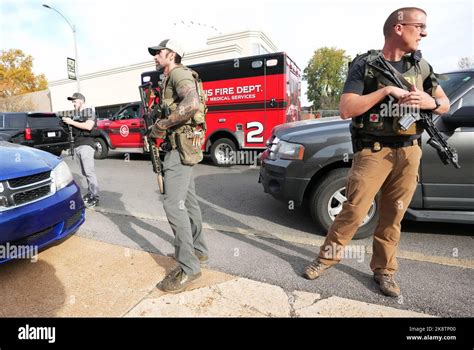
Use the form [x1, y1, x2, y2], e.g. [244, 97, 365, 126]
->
[67, 92, 85, 102]
[148, 39, 185, 58]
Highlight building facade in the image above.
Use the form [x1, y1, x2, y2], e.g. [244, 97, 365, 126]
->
[48, 30, 278, 115]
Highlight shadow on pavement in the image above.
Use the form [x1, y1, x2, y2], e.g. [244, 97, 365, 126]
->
[88, 190, 177, 275]
[0, 259, 66, 317]
[194, 167, 319, 235]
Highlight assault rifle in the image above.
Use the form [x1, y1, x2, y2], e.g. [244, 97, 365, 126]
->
[138, 82, 167, 194]
[57, 114, 75, 160]
[368, 55, 460, 169]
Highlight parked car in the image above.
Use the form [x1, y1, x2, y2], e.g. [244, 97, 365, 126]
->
[0, 112, 70, 156]
[93, 102, 144, 159]
[259, 69, 474, 239]
[0, 141, 85, 263]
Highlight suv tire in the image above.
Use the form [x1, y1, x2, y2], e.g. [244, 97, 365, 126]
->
[309, 168, 379, 239]
[94, 138, 108, 159]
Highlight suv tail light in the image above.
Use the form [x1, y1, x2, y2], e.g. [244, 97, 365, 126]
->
[25, 127, 32, 140]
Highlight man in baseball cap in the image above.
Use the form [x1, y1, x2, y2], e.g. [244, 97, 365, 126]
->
[67, 92, 86, 102]
[62, 91, 100, 208]
[146, 38, 209, 293]
[148, 39, 185, 58]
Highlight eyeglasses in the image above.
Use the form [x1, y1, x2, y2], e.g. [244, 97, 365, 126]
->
[398, 23, 427, 32]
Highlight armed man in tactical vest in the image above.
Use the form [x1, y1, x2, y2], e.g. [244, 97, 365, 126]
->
[303, 7, 449, 297]
[147, 39, 208, 293]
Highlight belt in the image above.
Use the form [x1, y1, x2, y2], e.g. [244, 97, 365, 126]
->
[358, 138, 419, 151]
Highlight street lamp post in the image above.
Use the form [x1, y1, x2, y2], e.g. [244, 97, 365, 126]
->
[42, 4, 81, 92]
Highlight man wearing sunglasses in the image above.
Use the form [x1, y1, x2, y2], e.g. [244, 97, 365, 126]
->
[303, 7, 449, 298]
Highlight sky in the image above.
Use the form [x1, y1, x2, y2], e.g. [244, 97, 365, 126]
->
[1, 0, 473, 106]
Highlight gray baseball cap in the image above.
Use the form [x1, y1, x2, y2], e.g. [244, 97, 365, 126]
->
[67, 92, 85, 102]
[148, 39, 185, 57]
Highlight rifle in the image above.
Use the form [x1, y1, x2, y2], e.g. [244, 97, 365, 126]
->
[138, 82, 166, 194]
[58, 114, 75, 159]
[368, 56, 460, 169]
[67, 125, 74, 160]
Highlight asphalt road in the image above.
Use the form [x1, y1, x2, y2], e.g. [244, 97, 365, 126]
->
[65, 151, 474, 317]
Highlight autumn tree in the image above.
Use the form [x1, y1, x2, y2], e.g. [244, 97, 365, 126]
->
[303, 47, 350, 110]
[0, 49, 48, 98]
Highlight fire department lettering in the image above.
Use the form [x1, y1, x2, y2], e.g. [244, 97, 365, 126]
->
[206, 85, 262, 97]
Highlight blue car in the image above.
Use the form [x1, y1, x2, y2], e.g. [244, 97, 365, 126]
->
[0, 141, 85, 263]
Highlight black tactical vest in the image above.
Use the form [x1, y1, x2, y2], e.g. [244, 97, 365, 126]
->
[351, 50, 437, 138]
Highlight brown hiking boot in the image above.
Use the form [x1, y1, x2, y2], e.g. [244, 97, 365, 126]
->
[374, 274, 401, 297]
[158, 267, 202, 293]
[303, 259, 332, 280]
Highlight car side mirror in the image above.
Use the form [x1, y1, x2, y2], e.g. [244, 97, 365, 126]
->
[442, 106, 474, 128]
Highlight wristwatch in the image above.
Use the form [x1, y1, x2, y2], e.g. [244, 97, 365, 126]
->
[431, 97, 441, 111]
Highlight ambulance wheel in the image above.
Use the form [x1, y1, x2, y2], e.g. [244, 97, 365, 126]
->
[94, 138, 108, 159]
[210, 138, 236, 166]
[309, 168, 379, 240]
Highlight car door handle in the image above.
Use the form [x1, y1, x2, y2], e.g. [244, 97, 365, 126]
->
[130, 123, 138, 126]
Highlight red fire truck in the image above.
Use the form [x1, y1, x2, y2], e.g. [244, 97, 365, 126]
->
[96, 52, 301, 165]
[142, 53, 301, 165]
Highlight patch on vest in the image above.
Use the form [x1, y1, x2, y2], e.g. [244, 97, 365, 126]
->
[369, 113, 380, 122]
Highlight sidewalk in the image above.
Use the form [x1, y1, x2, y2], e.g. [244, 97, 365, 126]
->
[0, 235, 433, 317]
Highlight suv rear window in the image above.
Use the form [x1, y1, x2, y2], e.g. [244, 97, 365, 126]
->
[27, 113, 60, 128]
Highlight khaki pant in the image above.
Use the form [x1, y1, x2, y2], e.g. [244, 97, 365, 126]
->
[318, 143, 422, 275]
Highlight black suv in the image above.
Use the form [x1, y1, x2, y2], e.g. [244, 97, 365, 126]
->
[0, 112, 70, 156]
[259, 69, 474, 239]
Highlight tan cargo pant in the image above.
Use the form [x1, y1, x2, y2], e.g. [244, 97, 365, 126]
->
[318, 142, 422, 275]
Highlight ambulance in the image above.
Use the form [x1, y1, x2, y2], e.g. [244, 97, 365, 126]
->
[141, 51, 301, 165]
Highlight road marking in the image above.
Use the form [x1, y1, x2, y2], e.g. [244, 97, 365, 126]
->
[90, 207, 474, 270]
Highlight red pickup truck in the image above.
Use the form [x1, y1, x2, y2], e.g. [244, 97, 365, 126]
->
[94, 102, 145, 159]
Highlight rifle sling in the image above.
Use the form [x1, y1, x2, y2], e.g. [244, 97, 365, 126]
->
[381, 59, 414, 90]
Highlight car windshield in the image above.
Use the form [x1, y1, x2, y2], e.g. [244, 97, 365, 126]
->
[439, 71, 473, 98]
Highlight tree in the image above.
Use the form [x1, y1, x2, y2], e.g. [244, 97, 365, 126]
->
[0, 94, 35, 112]
[303, 47, 350, 110]
[0, 49, 48, 99]
[458, 57, 474, 69]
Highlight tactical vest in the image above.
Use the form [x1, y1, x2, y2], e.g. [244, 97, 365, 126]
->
[352, 50, 438, 138]
[72, 107, 99, 138]
[162, 65, 207, 134]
